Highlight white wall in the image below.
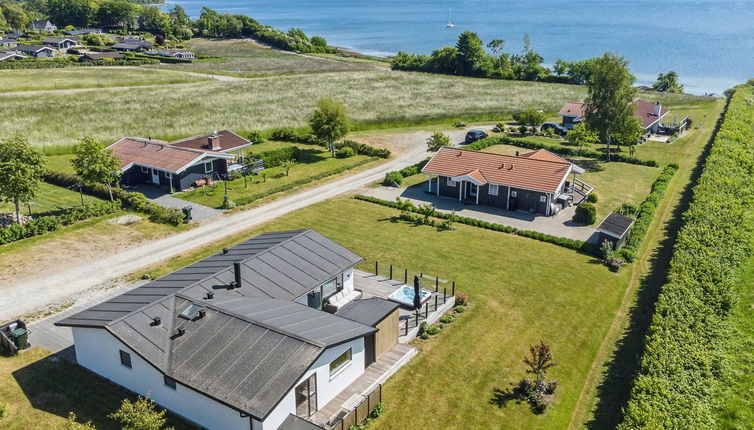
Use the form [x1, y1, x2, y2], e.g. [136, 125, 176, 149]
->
[72, 327, 251, 430]
[262, 337, 366, 430]
[342, 268, 354, 293]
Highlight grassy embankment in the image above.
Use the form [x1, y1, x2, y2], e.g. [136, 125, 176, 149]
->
[0, 67, 208, 92]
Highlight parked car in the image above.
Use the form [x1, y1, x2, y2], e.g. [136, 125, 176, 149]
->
[465, 129, 488, 144]
[542, 122, 568, 136]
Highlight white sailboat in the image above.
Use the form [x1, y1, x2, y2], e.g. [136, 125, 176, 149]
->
[446, 8, 455, 28]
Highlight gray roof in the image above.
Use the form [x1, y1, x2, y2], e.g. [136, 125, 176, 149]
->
[280, 414, 325, 430]
[336, 298, 399, 327]
[15, 45, 52, 52]
[43, 37, 78, 44]
[598, 212, 635, 238]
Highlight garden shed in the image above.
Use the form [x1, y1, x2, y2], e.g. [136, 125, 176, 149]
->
[596, 212, 635, 250]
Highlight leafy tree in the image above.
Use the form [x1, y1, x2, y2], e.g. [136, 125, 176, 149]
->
[455, 31, 487, 76]
[108, 396, 174, 430]
[71, 137, 121, 201]
[653, 71, 684, 93]
[310, 35, 327, 48]
[308, 97, 349, 157]
[282, 159, 296, 176]
[426, 131, 452, 152]
[517, 109, 546, 129]
[523, 341, 557, 381]
[566, 123, 598, 154]
[167, 5, 192, 39]
[584, 52, 637, 161]
[611, 115, 644, 149]
[47, 0, 99, 28]
[64, 412, 97, 430]
[138, 6, 169, 35]
[0, 2, 30, 31]
[247, 130, 264, 144]
[97, 0, 138, 30]
[0, 137, 46, 223]
[83, 32, 113, 46]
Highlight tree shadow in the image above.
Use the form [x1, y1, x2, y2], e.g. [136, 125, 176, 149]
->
[585, 101, 724, 429]
[489, 386, 521, 408]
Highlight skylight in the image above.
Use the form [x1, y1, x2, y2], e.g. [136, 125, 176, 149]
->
[179, 303, 205, 320]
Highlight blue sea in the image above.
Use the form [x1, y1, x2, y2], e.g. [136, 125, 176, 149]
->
[169, 0, 754, 94]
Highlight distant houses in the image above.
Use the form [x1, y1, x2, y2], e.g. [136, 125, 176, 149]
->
[63, 28, 103, 36]
[112, 38, 153, 52]
[0, 38, 18, 48]
[558, 98, 670, 133]
[13, 45, 55, 58]
[146, 49, 195, 59]
[28, 20, 57, 32]
[42, 37, 80, 50]
[0, 51, 25, 61]
[80, 51, 123, 62]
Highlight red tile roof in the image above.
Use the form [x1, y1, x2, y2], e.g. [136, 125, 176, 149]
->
[170, 130, 252, 152]
[558, 102, 587, 119]
[422, 148, 572, 193]
[558, 98, 670, 130]
[517, 149, 570, 164]
[108, 138, 232, 173]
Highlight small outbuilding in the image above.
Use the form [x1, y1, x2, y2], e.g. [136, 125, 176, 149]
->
[596, 212, 635, 250]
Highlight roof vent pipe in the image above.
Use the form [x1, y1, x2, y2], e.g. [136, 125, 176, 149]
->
[515, 150, 519, 156]
[222, 248, 229, 255]
[176, 328, 185, 336]
[233, 262, 242, 289]
[151, 317, 161, 326]
[205, 292, 214, 300]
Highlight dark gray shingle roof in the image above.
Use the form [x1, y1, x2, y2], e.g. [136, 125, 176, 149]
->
[280, 414, 325, 430]
[336, 298, 399, 327]
[597, 212, 635, 239]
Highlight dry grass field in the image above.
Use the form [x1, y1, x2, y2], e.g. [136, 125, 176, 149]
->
[0, 67, 208, 92]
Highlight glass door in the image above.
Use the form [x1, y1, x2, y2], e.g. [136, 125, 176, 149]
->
[295, 374, 317, 417]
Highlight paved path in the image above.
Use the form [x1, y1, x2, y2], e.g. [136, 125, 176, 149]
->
[135, 186, 222, 222]
[363, 183, 598, 242]
[1, 127, 478, 321]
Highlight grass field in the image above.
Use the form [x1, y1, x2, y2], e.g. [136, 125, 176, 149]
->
[0, 68, 703, 148]
[0, 182, 105, 217]
[152, 39, 375, 77]
[174, 142, 376, 208]
[0, 67, 208, 92]
[0, 348, 192, 429]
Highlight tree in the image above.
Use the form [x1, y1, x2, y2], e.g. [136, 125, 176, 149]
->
[71, 137, 121, 201]
[611, 115, 643, 149]
[566, 123, 598, 154]
[523, 341, 557, 381]
[455, 31, 487, 76]
[517, 109, 546, 129]
[653, 71, 684, 93]
[138, 7, 169, 35]
[282, 159, 296, 176]
[584, 52, 637, 161]
[108, 396, 174, 430]
[0, 137, 46, 223]
[0, 2, 31, 31]
[97, 0, 138, 30]
[426, 131, 452, 152]
[308, 97, 349, 157]
[168, 5, 192, 39]
[64, 412, 97, 430]
[47, 0, 99, 28]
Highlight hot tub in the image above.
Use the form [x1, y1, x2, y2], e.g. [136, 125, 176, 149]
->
[388, 285, 433, 308]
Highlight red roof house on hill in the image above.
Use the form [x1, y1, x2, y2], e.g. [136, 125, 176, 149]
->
[557, 98, 670, 132]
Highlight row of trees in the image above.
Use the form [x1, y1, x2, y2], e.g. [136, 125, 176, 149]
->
[392, 31, 684, 93]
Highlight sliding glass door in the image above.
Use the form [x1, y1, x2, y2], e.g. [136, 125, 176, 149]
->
[295, 374, 317, 417]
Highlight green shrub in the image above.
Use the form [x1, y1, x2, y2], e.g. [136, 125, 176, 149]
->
[247, 130, 265, 144]
[270, 127, 298, 141]
[257, 146, 300, 167]
[336, 146, 356, 158]
[573, 203, 596, 225]
[420, 332, 430, 340]
[335, 140, 391, 158]
[587, 192, 598, 203]
[383, 171, 403, 186]
[426, 325, 442, 335]
[439, 315, 454, 324]
[454, 305, 466, 313]
[0, 401, 7, 419]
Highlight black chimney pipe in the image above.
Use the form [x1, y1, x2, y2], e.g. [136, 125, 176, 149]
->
[233, 262, 242, 289]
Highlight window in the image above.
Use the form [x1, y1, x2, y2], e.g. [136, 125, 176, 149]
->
[140, 166, 149, 173]
[489, 184, 499, 196]
[204, 161, 213, 173]
[329, 348, 352, 377]
[540, 195, 547, 203]
[119, 350, 131, 368]
[295, 374, 317, 417]
[164, 375, 177, 390]
[446, 177, 456, 187]
[510, 190, 517, 198]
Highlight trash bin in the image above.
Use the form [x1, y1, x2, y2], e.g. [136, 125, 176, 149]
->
[11, 328, 28, 350]
[182, 206, 193, 222]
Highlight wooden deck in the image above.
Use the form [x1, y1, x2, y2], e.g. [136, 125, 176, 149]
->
[308, 343, 418, 428]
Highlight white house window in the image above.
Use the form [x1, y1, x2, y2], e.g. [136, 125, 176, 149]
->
[511, 190, 518, 198]
[446, 177, 456, 187]
[119, 350, 131, 368]
[329, 348, 352, 377]
[164, 375, 177, 390]
[140, 166, 149, 173]
[489, 184, 499, 196]
[204, 161, 213, 173]
[540, 195, 547, 203]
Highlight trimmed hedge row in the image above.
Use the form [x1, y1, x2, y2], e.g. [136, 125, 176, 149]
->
[618, 85, 754, 429]
[0, 200, 120, 245]
[618, 163, 679, 262]
[335, 140, 391, 159]
[257, 146, 300, 168]
[466, 135, 659, 167]
[354, 194, 589, 252]
[0, 58, 158, 70]
[267, 128, 392, 159]
[44, 171, 185, 225]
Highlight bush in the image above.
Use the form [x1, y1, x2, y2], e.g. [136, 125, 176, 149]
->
[439, 315, 455, 324]
[0, 401, 7, 419]
[455, 292, 468, 306]
[454, 305, 466, 313]
[257, 146, 300, 167]
[586, 192, 598, 203]
[335, 140, 391, 158]
[336, 146, 356, 158]
[270, 127, 298, 141]
[247, 130, 265, 144]
[573, 203, 596, 225]
[426, 324, 442, 335]
[383, 171, 403, 186]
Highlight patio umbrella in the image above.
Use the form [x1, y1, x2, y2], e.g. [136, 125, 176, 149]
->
[413, 275, 422, 310]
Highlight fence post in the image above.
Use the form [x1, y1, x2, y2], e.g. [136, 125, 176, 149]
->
[415, 311, 419, 327]
[404, 318, 408, 336]
[452, 281, 455, 296]
[375, 261, 378, 276]
[389, 264, 393, 280]
[404, 268, 408, 283]
[435, 294, 438, 311]
[425, 302, 429, 319]
[435, 277, 439, 292]
[443, 287, 447, 301]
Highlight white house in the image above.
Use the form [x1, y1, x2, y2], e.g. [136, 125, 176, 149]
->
[57, 230, 401, 430]
[14, 45, 55, 57]
[146, 49, 196, 59]
[28, 19, 57, 32]
[42, 37, 80, 50]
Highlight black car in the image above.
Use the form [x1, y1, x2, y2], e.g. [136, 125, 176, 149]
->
[542, 122, 568, 136]
[464, 129, 488, 144]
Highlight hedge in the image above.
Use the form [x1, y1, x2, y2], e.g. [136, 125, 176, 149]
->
[0, 200, 120, 245]
[618, 85, 754, 429]
[334, 140, 391, 158]
[617, 163, 679, 262]
[0, 58, 158, 70]
[354, 195, 589, 252]
[257, 146, 300, 168]
[267, 131, 391, 158]
[466, 135, 659, 167]
[44, 171, 185, 225]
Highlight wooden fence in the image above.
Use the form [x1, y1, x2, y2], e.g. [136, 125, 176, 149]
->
[328, 384, 382, 430]
[0, 328, 18, 356]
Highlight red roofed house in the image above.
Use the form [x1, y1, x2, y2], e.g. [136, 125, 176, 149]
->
[421, 147, 590, 216]
[558, 98, 670, 133]
[108, 130, 253, 191]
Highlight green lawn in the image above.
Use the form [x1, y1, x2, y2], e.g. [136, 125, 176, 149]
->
[0, 182, 105, 217]
[0, 348, 193, 429]
[152, 39, 375, 77]
[0, 67, 208, 92]
[481, 144, 658, 221]
[45, 154, 76, 174]
[174, 142, 376, 208]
